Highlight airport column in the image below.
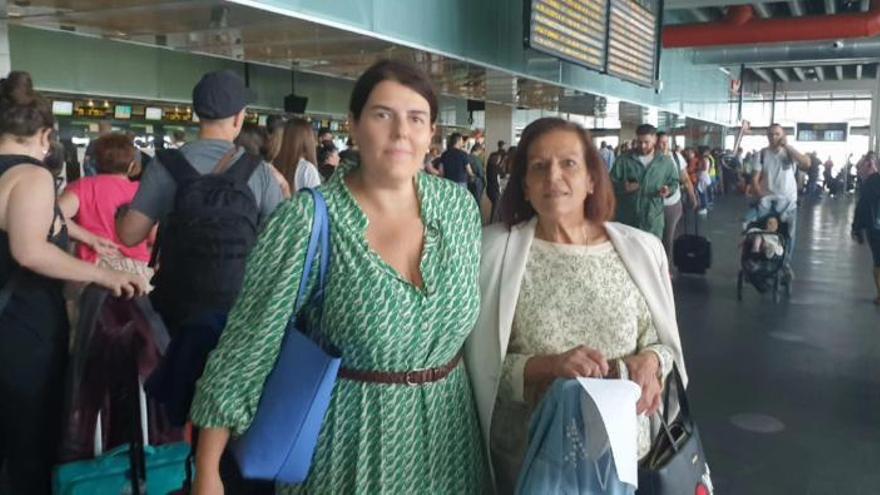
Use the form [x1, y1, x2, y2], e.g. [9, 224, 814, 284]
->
[871, 73, 880, 152]
[485, 102, 514, 151]
[0, 1, 10, 76]
[619, 101, 642, 144]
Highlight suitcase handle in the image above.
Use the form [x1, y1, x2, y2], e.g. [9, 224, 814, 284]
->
[682, 202, 700, 236]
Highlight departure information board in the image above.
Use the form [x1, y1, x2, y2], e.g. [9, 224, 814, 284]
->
[606, 0, 659, 87]
[526, 0, 608, 72]
[796, 122, 848, 142]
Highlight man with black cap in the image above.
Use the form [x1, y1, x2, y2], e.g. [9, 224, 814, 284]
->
[117, 69, 283, 329]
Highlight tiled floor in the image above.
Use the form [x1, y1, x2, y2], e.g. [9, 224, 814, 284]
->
[673, 192, 880, 494]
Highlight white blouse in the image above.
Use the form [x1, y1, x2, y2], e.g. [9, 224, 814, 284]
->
[293, 158, 322, 191]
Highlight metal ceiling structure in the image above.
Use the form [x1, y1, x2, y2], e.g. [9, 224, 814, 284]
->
[2, 0, 585, 112]
[665, 0, 880, 85]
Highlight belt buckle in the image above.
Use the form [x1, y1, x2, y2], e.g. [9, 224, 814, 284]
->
[404, 369, 424, 386]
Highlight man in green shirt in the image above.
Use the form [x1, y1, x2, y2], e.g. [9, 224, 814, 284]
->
[611, 124, 680, 239]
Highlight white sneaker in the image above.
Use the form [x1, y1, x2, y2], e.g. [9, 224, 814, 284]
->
[697, 208, 708, 216]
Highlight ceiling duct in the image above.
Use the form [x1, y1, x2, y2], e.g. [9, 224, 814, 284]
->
[664, 1, 880, 48]
[691, 38, 880, 64]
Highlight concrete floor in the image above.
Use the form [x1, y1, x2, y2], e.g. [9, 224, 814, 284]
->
[673, 192, 880, 494]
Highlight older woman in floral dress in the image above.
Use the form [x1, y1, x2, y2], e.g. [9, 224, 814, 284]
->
[467, 118, 688, 493]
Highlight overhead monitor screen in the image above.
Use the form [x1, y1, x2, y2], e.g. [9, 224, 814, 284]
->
[145, 107, 163, 121]
[796, 122, 848, 142]
[114, 105, 132, 120]
[525, 0, 608, 71]
[606, 0, 659, 87]
[52, 100, 73, 116]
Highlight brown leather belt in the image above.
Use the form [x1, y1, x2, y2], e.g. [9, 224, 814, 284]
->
[338, 351, 463, 386]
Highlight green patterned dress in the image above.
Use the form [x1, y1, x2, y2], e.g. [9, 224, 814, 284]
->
[190, 161, 487, 494]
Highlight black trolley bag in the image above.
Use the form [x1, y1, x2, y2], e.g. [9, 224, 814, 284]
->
[673, 209, 712, 274]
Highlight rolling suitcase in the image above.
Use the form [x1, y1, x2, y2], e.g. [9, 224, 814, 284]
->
[53, 379, 189, 495]
[54, 288, 187, 494]
[673, 211, 712, 274]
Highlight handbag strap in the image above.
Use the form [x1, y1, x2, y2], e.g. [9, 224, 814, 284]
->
[643, 364, 694, 465]
[662, 363, 693, 425]
[127, 372, 148, 494]
[292, 188, 330, 320]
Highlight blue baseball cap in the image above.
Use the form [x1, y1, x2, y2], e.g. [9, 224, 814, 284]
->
[192, 70, 255, 120]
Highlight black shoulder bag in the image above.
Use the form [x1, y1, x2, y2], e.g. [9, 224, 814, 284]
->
[637, 365, 713, 495]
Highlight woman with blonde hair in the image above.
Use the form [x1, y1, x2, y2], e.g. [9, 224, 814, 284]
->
[274, 117, 321, 191]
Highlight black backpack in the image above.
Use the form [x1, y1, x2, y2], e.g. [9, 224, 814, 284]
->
[151, 148, 261, 326]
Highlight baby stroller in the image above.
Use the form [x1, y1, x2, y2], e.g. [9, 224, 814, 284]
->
[737, 214, 792, 303]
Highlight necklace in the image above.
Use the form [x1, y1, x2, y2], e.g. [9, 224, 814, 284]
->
[536, 221, 606, 246]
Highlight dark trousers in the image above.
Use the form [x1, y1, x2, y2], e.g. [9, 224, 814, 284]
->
[0, 315, 69, 495]
[869, 230, 880, 268]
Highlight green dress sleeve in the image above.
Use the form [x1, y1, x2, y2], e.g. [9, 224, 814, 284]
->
[190, 192, 317, 435]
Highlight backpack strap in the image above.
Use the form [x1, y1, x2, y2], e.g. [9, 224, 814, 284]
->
[155, 149, 200, 185]
[210, 147, 240, 175]
[223, 152, 262, 184]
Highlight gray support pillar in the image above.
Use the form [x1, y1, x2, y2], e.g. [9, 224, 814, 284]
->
[770, 80, 777, 125]
[619, 101, 645, 144]
[485, 102, 514, 150]
[872, 74, 880, 152]
[0, 1, 10, 76]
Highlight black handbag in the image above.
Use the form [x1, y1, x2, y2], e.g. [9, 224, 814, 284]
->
[637, 365, 713, 495]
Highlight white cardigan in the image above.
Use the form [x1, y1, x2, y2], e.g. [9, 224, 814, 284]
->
[464, 218, 688, 463]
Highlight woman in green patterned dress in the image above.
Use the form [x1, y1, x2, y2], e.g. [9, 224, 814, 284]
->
[190, 60, 487, 494]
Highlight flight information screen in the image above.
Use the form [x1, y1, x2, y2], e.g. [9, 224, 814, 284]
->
[526, 0, 608, 72]
[606, 0, 659, 87]
[796, 122, 848, 142]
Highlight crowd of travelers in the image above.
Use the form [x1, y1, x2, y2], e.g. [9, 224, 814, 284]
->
[0, 57, 876, 495]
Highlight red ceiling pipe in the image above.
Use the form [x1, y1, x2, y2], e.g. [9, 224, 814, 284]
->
[725, 5, 754, 26]
[663, 1, 880, 48]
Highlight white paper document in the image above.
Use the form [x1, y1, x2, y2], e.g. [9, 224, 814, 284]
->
[576, 378, 642, 488]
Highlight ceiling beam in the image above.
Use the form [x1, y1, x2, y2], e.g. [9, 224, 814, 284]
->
[11, 1, 214, 21]
[824, 0, 836, 14]
[753, 78, 877, 94]
[666, 0, 771, 8]
[856, 64, 863, 79]
[836, 65, 844, 79]
[748, 59, 879, 69]
[773, 68, 790, 81]
[690, 8, 712, 21]
[752, 67, 774, 83]
[788, 0, 804, 16]
[752, 2, 772, 17]
[792, 67, 807, 81]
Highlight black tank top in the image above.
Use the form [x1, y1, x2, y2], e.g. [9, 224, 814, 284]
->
[0, 154, 69, 321]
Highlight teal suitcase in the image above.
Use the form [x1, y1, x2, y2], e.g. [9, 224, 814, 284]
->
[54, 377, 189, 494]
[53, 442, 189, 495]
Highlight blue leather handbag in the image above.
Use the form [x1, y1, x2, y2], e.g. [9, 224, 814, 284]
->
[231, 188, 341, 483]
